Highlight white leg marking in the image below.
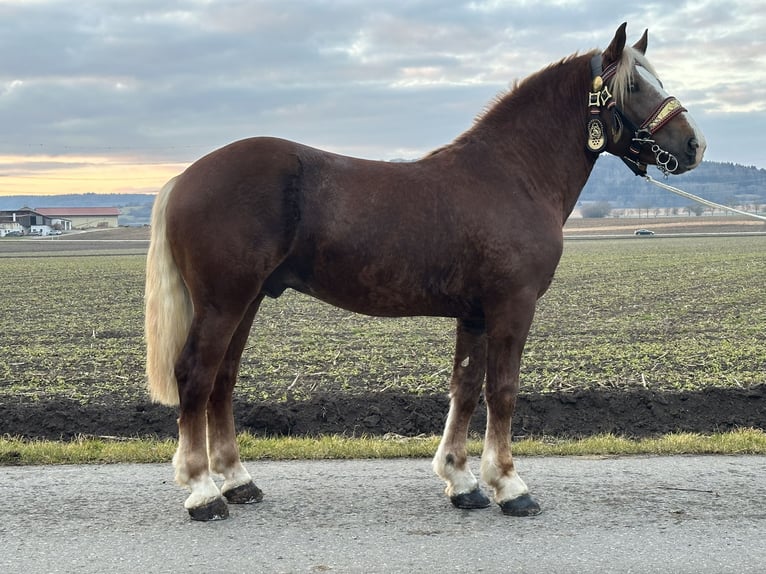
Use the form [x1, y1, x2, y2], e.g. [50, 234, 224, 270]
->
[207, 437, 253, 492]
[433, 441, 479, 497]
[480, 448, 529, 503]
[432, 404, 479, 496]
[184, 475, 222, 510]
[172, 444, 189, 485]
[173, 442, 222, 509]
[220, 462, 254, 495]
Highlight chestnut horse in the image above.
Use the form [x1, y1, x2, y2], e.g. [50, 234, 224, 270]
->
[145, 23, 705, 520]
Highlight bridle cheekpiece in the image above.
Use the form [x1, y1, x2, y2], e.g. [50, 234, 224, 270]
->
[587, 54, 687, 177]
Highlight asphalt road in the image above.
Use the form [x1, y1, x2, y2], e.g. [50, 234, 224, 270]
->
[2, 455, 764, 573]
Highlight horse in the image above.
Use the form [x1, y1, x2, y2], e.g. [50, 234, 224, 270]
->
[145, 23, 705, 521]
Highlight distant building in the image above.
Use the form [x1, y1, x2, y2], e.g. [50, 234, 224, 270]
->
[0, 206, 121, 236]
[34, 207, 120, 230]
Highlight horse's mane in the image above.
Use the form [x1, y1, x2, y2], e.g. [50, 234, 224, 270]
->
[424, 52, 592, 158]
[424, 45, 657, 159]
[489, 52, 591, 121]
[479, 46, 658, 119]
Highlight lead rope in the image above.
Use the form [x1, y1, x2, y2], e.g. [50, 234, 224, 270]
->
[643, 175, 766, 222]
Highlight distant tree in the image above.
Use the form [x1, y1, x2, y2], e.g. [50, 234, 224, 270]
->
[686, 204, 705, 216]
[580, 201, 613, 218]
[637, 200, 652, 218]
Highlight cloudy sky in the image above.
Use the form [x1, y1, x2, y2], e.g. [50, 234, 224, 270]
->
[1, 0, 764, 196]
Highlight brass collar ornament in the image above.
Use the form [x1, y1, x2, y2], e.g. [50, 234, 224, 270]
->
[586, 61, 618, 153]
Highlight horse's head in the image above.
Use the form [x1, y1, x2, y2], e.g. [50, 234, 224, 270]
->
[587, 23, 706, 176]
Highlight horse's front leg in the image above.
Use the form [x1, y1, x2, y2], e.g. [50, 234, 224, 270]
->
[432, 319, 491, 509]
[481, 297, 542, 516]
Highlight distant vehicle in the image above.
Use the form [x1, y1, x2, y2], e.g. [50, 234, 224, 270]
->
[5, 231, 23, 237]
[634, 229, 655, 236]
[49, 230, 63, 235]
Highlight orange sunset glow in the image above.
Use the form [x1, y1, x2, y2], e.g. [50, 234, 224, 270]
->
[0, 154, 188, 196]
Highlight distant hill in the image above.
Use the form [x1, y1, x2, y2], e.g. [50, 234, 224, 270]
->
[1, 159, 763, 225]
[581, 156, 766, 211]
[0, 192, 156, 210]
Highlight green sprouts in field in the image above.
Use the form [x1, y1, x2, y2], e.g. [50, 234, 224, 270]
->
[0, 236, 763, 405]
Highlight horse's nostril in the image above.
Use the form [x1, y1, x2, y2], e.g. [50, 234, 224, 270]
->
[687, 137, 699, 152]
[685, 137, 700, 163]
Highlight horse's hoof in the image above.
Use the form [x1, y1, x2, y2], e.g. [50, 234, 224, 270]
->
[188, 496, 229, 521]
[223, 481, 264, 505]
[450, 487, 491, 509]
[499, 493, 542, 517]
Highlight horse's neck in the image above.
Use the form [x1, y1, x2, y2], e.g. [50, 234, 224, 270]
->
[452, 55, 597, 222]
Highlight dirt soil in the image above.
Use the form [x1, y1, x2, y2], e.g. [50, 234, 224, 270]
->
[3, 385, 764, 440]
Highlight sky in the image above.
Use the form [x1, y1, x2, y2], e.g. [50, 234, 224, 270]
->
[1, 0, 764, 196]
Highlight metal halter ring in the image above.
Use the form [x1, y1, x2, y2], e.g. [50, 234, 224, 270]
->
[651, 144, 679, 176]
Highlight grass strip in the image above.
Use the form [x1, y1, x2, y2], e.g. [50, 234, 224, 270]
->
[1, 428, 765, 465]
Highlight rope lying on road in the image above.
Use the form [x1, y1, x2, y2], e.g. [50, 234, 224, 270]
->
[644, 174, 766, 222]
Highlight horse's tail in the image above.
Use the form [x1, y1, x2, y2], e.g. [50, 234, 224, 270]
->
[144, 175, 190, 406]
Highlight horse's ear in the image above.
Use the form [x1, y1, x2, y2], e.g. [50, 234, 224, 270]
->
[633, 29, 648, 55]
[603, 22, 627, 67]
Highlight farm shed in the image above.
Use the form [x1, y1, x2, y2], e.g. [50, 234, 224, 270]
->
[0, 208, 63, 234]
[34, 207, 120, 230]
[0, 207, 121, 234]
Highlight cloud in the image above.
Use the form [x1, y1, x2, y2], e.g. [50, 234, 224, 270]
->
[0, 0, 763, 195]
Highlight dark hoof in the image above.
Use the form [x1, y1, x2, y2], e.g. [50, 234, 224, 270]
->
[223, 481, 264, 505]
[450, 487, 491, 509]
[499, 493, 542, 517]
[188, 496, 229, 521]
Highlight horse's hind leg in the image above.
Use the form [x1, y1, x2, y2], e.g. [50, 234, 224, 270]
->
[207, 296, 265, 505]
[173, 308, 246, 521]
[432, 319, 491, 509]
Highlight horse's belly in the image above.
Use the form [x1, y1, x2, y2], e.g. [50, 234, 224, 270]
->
[264, 260, 478, 319]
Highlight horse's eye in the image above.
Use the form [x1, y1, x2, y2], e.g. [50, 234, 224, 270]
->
[628, 82, 639, 93]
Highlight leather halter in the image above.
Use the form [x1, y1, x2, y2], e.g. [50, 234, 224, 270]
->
[587, 54, 687, 176]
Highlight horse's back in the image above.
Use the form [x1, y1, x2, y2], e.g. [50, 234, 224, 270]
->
[164, 135, 562, 318]
[166, 135, 440, 258]
[166, 136, 400, 228]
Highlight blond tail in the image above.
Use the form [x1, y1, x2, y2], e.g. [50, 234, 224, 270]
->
[144, 176, 191, 406]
